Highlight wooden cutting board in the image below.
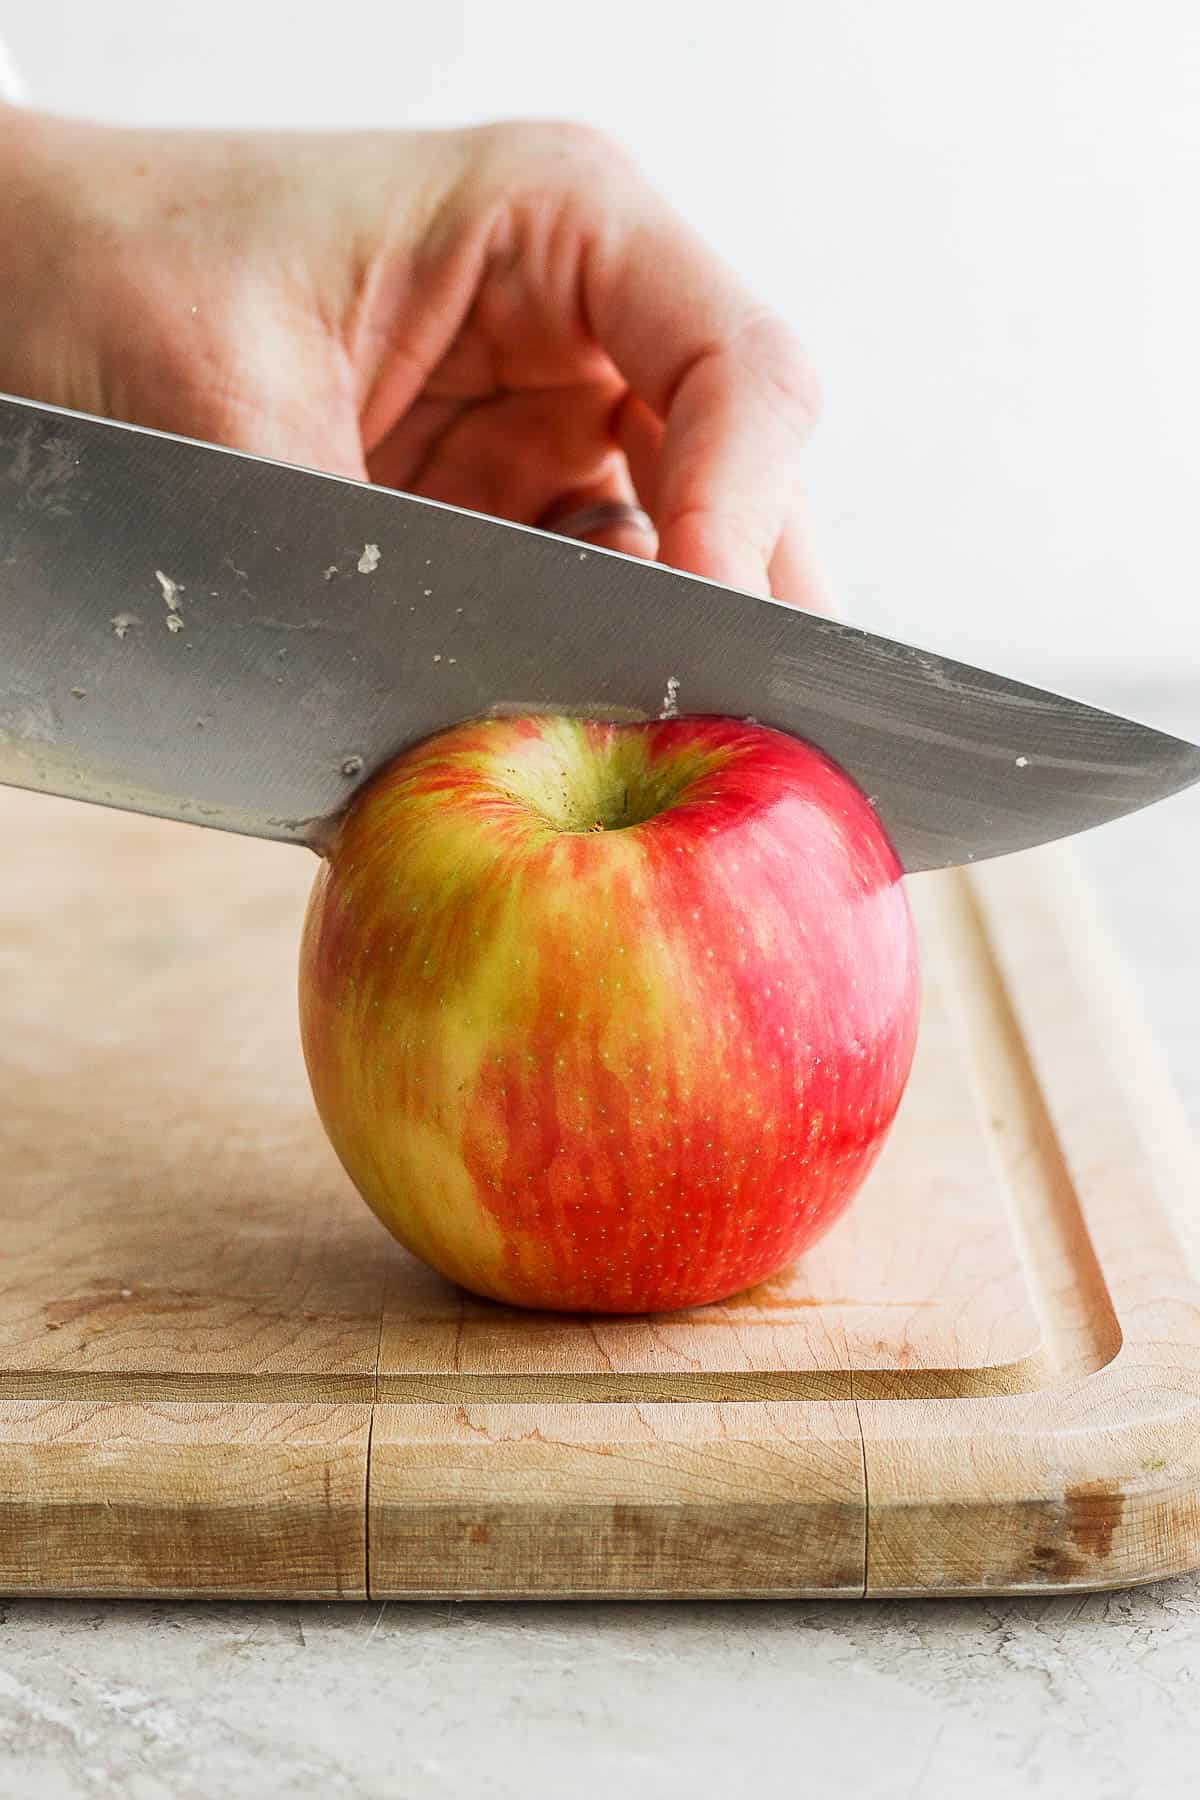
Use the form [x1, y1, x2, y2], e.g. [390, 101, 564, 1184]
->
[2, 787, 1198, 1600]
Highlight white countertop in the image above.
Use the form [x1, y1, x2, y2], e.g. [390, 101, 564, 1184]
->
[2, 688, 1198, 1800]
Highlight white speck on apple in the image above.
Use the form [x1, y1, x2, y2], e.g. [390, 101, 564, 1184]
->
[357, 543, 381, 574]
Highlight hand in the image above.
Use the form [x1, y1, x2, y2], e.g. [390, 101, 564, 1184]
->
[0, 108, 826, 604]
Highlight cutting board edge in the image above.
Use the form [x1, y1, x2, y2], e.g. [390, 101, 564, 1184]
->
[0, 1397, 372, 1601]
[3, 1363, 1200, 1600]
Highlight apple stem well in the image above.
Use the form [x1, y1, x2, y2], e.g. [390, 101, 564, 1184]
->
[495, 724, 720, 834]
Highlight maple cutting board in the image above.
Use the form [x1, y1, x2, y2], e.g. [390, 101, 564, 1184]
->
[1, 787, 1198, 1600]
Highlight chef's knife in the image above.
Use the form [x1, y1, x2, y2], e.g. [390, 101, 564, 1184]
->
[1, 392, 1197, 872]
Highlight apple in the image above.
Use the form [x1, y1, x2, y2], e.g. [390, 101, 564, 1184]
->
[299, 714, 919, 1313]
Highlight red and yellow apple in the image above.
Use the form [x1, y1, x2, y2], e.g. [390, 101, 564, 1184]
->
[299, 714, 919, 1313]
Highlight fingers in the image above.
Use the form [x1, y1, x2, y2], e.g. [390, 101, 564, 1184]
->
[541, 472, 658, 558]
[581, 165, 819, 596]
[369, 383, 622, 522]
[611, 391, 664, 517]
[366, 393, 467, 493]
[614, 371, 830, 609]
[768, 510, 837, 615]
[541, 400, 658, 556]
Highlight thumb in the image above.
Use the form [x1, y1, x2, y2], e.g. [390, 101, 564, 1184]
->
[169, 335, 368, 483]
[194, 385, 368, 485]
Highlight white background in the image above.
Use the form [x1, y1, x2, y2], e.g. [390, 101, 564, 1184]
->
[5, 0, 1199, 701]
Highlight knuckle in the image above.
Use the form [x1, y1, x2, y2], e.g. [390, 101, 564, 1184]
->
[735, 311, 821, 435]
[666, 501, 778, 561]
[541, 119, 636, 174]
[461, 121, 643, 235]
[482, 118, 638, 188]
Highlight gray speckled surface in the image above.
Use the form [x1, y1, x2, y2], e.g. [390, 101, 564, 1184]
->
[1, 687, 1198, 1799]
[2, 1587, 1200, 1799]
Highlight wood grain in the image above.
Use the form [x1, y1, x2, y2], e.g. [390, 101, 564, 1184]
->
[0, 1399, 370, 1598]
[368, 1400, 865, 1598]
[861, 853, 1200, 1594]
[1, 788, 1198, 1596]
[0, 794, 387, 1400]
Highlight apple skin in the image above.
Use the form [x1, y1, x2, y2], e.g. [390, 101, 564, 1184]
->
[299, 714, 919, 1314]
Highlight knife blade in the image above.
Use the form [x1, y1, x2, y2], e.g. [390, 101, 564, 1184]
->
[1, 392, 1197, 872]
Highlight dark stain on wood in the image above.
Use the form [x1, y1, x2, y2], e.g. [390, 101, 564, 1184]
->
[1065, 1479, 1125, 1561]
[1029, 1541, 1085, 1581]
[1029, 1480, 1126, 1581]
[610, 1504, 655, 1538]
